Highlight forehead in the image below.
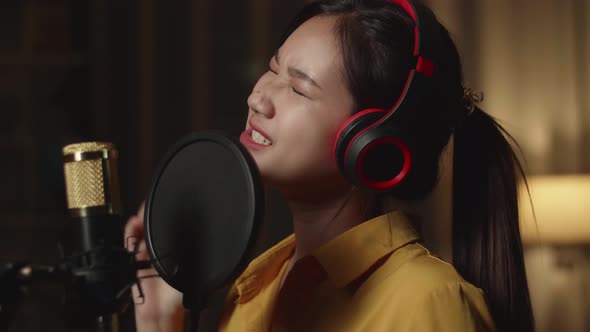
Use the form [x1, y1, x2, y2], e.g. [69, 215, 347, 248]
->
[279, 15, 344, 83]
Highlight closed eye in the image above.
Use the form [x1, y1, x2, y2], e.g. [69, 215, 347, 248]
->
[291, 87, 305, 97]
[269, 55, 308, 98]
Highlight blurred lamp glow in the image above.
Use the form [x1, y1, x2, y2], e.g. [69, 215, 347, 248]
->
[520, 175, 590, 244]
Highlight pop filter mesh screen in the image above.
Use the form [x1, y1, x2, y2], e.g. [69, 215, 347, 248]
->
[146, 133, 262, 296]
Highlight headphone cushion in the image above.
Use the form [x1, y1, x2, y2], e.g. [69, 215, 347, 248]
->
[334, 108, 385, 170]
[344, 125, 412, 190]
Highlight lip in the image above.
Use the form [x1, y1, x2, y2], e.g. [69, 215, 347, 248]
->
[240, 128, 272, 150]
[248, 120, 273, 142]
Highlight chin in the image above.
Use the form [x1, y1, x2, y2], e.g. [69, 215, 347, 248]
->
[264, 169, 347, 195]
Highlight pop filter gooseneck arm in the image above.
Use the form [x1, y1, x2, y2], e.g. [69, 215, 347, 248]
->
[144, 131, 264, 331]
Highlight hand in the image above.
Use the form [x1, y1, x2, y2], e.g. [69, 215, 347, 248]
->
[125, 202, 185, 332]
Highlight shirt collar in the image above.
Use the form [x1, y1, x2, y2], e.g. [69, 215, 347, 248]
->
[233, 233, 296, 302]
[232, 210, 420, 301]
[312, 210, 420, 287]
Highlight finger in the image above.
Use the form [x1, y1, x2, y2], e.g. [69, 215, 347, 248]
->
[131, 264, 165, 299]
[125, 214, 143, 238]
[126, 202, 147, 252]
[137, 201, 146, 219]
[125, 225, 146, 261]
[131, 266, 158, 301]
[134, 235, 150, 260]
[125, 201, 146, 237]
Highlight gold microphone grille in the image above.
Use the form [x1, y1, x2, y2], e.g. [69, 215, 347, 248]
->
[63, 142, 115, 155]
[62, 142, 119, 212]
[64, 159, 105, 208]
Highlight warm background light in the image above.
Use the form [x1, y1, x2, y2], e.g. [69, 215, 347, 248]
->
[520, 175, 590, 244]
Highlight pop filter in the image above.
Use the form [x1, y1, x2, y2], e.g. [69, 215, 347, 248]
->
[144, 131, 263, 310]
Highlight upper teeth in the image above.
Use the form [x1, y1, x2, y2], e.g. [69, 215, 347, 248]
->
[252, 130, 271, 145]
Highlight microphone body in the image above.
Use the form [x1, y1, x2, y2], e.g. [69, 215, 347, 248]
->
[60, 142, 134, 329]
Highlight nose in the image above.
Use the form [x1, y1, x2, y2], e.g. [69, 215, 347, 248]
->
[247, 83, 275, 118]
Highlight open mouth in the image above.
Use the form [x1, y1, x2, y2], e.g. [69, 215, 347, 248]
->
[251, 129, 272, 146]
[240, 127, 273, 150]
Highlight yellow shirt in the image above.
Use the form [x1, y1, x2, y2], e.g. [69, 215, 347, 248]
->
[218, 211, 495, 331]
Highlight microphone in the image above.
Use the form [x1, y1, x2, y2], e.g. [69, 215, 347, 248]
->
[60, 142, 138, 330]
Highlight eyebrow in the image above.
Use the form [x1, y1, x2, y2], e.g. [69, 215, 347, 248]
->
[274, 49, 322, 90]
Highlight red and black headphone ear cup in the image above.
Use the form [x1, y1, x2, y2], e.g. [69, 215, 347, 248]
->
[334, 109, 385, 173]
[344, 126, 413, 191]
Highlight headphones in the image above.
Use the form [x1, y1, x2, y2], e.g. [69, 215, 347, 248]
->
[333, 0, 441, 192]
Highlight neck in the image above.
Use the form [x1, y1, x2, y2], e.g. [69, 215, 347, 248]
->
[284, 187, 372, 262]
[381, 137, 455, 264]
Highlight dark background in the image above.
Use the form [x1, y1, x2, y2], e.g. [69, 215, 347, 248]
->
[1, 0, 589, 331]
[0, 0, 302, 330]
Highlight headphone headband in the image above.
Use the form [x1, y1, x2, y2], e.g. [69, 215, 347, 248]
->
[334, 0, 443, 192]
[375, 0, 439, 126]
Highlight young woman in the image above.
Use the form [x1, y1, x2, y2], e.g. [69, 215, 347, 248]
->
[125, 0, 535, 331]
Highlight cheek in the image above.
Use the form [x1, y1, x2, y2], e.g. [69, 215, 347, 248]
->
[244, 112, 253, 129]
[281, 112, 340, 164]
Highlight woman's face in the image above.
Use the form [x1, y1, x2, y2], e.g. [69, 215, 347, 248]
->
[240, 15, 355, 198]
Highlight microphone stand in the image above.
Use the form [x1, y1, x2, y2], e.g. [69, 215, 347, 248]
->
[183, 294, 204, 332]
[0, 253, 151, 332]
[96, 314, 119, 332]
[0, 261, 26, 331]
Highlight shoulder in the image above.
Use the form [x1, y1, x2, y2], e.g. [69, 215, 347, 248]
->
[364, 242, 468, 293]
[357, 242, 495, 331]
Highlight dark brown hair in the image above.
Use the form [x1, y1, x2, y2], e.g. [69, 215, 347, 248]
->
[279, 1, 534, 331]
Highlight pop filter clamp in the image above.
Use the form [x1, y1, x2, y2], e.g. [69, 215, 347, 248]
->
[144, 131, 264, 331]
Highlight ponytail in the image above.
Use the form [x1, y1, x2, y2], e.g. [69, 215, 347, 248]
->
[453, 107, 535, 332]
